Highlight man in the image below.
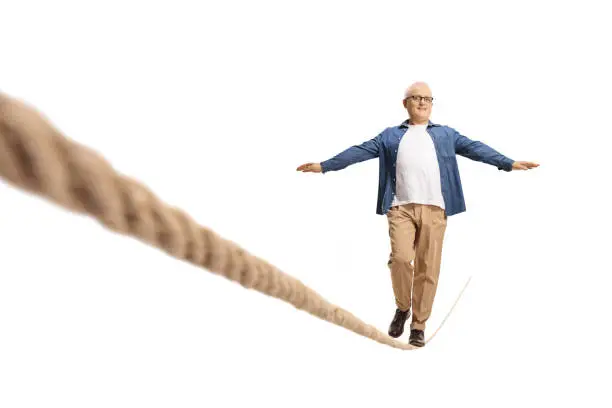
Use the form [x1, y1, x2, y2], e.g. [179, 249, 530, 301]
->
[296, 82, 539, 347]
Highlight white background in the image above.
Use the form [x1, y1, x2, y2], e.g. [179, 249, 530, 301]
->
[1, 0, 611, 407]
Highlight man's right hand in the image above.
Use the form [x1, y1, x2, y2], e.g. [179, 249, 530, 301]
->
[296, 162, 322, 173]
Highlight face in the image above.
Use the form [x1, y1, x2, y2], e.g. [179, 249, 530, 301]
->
[403, 84, 433, 123]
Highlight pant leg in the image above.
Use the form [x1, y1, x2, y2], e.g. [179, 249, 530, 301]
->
[411, 204, 447, 331]
[386, 204, 418, 312]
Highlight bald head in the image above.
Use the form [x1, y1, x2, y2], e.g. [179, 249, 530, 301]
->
[403, 82, 432, 99]
[402, 82, 433, 125]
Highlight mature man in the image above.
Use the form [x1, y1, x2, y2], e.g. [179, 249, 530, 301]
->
[296, 82, 539, 347]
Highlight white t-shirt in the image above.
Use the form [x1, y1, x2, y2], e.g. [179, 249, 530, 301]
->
[390, 124, 445, 210]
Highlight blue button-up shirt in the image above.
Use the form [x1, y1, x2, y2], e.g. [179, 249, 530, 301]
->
[320, 119, 514, 217]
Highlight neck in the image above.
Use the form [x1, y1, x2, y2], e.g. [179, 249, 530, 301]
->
[409, 118, 429, 125]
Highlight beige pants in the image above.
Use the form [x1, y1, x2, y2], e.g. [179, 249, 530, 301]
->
[386, 203, 447, 331]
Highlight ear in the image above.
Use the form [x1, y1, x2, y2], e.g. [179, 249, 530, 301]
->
[402, 98, 408, 109]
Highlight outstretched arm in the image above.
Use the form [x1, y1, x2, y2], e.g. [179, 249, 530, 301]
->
[318, 132, 383, 173]
[452, 129, 515, 171]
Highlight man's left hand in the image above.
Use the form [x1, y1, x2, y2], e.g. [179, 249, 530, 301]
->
[511, 161, 539, 170]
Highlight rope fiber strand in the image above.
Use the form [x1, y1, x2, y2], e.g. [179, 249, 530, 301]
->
[0, 92, 470, 350]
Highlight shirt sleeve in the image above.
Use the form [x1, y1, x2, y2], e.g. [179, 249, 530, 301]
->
[320, 130, 384, 173]
[452, 128, 514, 171]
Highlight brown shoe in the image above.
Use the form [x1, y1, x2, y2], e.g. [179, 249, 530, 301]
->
[388, 308, 410, 338]
[409, 329, 425, 347]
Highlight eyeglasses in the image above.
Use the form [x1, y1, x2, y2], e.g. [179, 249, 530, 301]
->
[407, 95, 434, 104]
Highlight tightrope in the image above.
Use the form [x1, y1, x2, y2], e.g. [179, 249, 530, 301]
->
[0, 92, 470, 350]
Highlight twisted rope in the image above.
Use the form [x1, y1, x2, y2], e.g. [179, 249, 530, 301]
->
[0, 92, 469, 350]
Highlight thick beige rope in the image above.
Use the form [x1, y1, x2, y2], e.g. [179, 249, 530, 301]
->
[0, 92, 469, 350]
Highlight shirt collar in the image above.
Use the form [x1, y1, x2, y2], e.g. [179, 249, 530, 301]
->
[399, 119, 439, 128]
